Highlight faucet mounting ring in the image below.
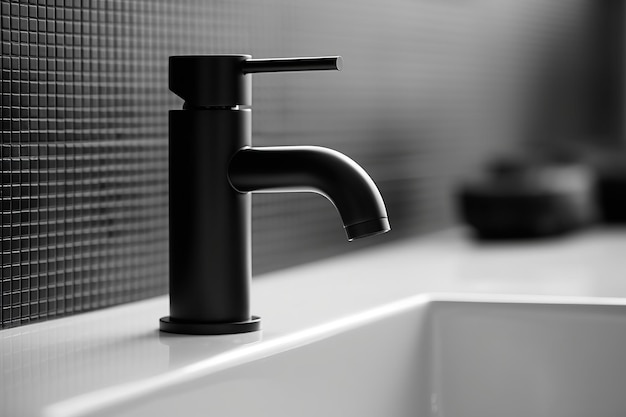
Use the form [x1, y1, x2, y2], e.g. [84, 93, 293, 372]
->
[159, 315, 261, 335]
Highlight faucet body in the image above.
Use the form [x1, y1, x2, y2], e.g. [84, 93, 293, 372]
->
[164, 108, 255, 334]
[160, 55, 390, 335]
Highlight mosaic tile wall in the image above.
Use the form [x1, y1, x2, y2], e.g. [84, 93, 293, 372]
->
[1, 0, 594, 328]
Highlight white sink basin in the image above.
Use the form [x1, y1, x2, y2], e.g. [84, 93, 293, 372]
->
[47, 294, 626, 417]
[430, 297, 626, 417]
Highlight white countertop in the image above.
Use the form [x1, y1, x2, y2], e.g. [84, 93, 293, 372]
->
[3, 227, 626, 417]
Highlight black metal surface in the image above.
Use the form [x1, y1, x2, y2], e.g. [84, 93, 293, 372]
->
[163, 55, 389, 334]
[167, 109, 251, 325]
[169, 55, 342, 108]
[170, 55, 252, 108]
[159, 315, 261, 335]
[243, 56, 342, 73]
[229, 146, 390, 240]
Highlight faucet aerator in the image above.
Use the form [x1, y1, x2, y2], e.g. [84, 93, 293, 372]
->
[345, 218, 391, 241]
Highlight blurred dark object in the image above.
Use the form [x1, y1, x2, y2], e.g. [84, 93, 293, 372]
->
[596, 175, 626, 223]
[592, 153, 626, 223]
[458, 157, 595, 239]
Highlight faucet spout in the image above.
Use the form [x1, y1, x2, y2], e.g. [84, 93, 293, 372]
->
[229, 146, 391, 240]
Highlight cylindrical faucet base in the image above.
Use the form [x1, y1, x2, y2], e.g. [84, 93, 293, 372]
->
[161, 108, 260, 335]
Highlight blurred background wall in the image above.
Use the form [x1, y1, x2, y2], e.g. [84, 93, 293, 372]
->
[0, 0, 610, 328]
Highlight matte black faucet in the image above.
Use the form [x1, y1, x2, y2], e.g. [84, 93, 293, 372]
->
[160, 55, 391, 335]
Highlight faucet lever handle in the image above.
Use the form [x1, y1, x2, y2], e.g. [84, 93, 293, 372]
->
[169, 55, 342, 108]
[242, 56, 342, 74]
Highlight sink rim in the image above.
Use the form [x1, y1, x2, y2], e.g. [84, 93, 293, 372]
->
[44, 292, 626, 417]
